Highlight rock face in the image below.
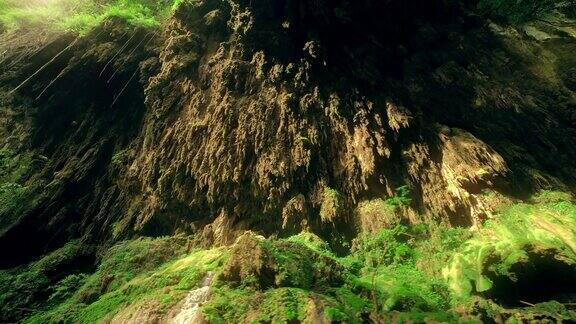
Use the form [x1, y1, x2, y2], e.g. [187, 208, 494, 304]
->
[1, 0, 576, 265]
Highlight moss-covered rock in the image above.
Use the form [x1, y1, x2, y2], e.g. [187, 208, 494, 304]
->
[3, 195, 575, 323]
[0, 240, 94, 323]
[218, 232, 345, 290]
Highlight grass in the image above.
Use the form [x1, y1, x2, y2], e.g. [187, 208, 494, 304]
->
[0, 0, 180, 34]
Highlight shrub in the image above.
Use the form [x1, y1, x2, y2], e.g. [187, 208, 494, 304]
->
[352, 225, 416, 268]
[385, 185, 412, 207]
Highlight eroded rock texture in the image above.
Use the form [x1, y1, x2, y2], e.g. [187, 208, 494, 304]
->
[1, 0, 576, 263]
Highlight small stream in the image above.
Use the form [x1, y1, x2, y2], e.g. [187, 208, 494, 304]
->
[171, 272, 214, 324]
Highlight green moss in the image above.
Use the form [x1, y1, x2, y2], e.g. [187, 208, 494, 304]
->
[530, 190, 574, 204]
[443, 198, 576, 300]
[0, 149, 40, 232]
[0, 182, 28, 228]
[256, 288, 310, 322]
[19, 237, 229, 323]
[284, 231, 332, 256]
[48, 273, 88, 304]
[0, 240, 92, 322]
[0, 0, 182, 34]
[0, 149, 35, 184]
[204, 285, 366, 323]
[6, 192, 576, 322]
[201, 286, 254, 323]
[75, 236, 188, 299]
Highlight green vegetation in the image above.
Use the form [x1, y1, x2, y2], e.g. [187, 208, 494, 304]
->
[0, 240, 93, 322]
[1, 191, 575, 322]
[203, 226, 462, 322]
[0, 235, 229, 323]
[385, 185, 412, 207]
[350, 224, 455, 315]
[444, 194, 576, 301]
[0, 149, 36, 232]
[0, 0, 180, 34]
[194, 192, 576, 322]
[1, 0, 571, 36]
[0, 182, 28, 226]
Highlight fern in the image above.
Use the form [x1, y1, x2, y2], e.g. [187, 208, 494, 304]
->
[385, 185, 412, 207]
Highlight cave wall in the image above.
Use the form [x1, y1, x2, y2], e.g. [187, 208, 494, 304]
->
[1, 0, 575, 264]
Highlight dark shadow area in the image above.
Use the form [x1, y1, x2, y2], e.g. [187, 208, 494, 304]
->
[0, 21, 153, 268]
[484, 249, 576, 307]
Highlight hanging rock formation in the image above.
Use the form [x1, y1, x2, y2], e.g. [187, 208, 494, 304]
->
[1, 0, 575, 264]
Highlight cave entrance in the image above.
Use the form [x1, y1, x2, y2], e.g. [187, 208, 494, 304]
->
[484, 249, 576, 307]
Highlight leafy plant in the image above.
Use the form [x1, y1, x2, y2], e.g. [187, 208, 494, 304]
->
[352, 225, 416, 267]
[443, 197, 576, 301]
[385, 185, 412, 207]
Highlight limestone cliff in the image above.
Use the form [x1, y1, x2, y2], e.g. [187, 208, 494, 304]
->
[1, 0, 576, 322]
